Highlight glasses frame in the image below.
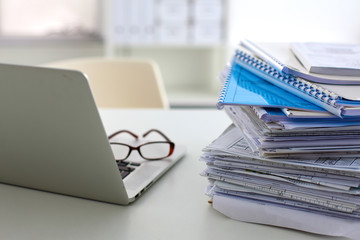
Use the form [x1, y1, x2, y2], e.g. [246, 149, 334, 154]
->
[108, 129, 175, 161]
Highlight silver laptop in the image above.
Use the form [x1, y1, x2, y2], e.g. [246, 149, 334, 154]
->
[0, 63, 185, 205]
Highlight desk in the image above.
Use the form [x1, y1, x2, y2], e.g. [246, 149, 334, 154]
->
[0, 109, 346, 240]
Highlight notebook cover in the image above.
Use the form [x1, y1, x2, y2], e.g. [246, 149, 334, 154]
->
[217, 60, 325, 112]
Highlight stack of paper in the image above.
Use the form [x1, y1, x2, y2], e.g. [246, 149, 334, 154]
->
[227, 106, 360, 158]
[201, 41, 360, 239]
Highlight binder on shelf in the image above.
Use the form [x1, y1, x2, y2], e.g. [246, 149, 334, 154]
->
[240, 39, 360, 85]
[113, 0, 129, 44]
[158, 0, 188, 24]
[228, 48, 360, 117]
[138, 0, 155, 44]
[158, 23, 188, 44]
[113, 0, 155, 45]
[157, 0, 188, 44]
[111, 0, 226, 46]
[126, 0, 141, 44]
[190, 0, 223, 44]
[192, 0, 223, 22]
[191, 22, 222, 44]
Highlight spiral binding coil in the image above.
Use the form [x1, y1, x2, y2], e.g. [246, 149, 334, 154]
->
[217, 64, 232, 108]
[234, 50, 340, 106]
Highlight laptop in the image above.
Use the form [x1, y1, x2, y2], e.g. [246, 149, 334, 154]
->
[0, 63, 186, 205]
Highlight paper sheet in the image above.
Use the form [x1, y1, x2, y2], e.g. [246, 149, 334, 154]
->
[213, 194, 360, 239]
[203, 124, 360, 173]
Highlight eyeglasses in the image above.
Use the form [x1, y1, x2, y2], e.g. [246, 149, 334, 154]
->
[108, 129, 175, 161]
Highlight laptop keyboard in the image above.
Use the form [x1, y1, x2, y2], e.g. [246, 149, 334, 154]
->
[116, 160, 141, 179]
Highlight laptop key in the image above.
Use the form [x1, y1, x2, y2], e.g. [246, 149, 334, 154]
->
[120, 170, 131, 179]
[118, 165, 134, 172]
[129, 162, 141, 167]
[117, 160, 129, 166]
[117, 165, 136, 179]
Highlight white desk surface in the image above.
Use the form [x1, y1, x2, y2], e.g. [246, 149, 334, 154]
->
[0, 109, 347, 240]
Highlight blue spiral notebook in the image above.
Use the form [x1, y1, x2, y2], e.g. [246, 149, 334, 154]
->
[221, 48, 360, 117]
[217, 59, 325, 112]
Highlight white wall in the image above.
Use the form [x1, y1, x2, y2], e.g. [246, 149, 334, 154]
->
[2, 0, 360, 107]
[228, 0, 360, 46]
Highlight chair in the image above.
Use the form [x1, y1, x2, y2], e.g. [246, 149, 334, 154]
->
[42, 57, 169, 109]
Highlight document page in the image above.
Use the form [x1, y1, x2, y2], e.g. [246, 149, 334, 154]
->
[291, 42, 360, 76]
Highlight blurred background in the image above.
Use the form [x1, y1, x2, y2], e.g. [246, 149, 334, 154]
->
[0, 0, 359, 108]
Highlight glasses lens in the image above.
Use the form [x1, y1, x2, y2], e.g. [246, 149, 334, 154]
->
[140, 142, 172, 160]
[110, 143, 131, 160]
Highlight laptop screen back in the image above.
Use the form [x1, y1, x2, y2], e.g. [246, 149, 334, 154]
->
[0, 64, 130, 204]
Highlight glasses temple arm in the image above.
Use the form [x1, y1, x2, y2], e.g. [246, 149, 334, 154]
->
[142, 129, 172, 142]
[108, 130, 139, 140]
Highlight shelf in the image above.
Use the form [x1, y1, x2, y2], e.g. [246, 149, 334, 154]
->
[110, 43, 228, 50]
[167, 89, 218, 108]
